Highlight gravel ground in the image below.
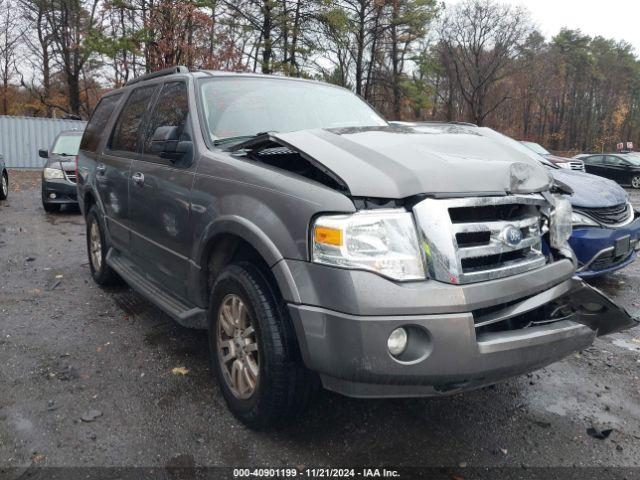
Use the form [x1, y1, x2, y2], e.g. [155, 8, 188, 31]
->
[1, 170, 639, 475]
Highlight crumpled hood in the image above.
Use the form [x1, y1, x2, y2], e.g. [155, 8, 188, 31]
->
[273, 126, 552, 198]
[550, 168, 628, 208]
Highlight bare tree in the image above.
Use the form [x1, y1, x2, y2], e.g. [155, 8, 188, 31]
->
[19, 0, 56, 115]
[439, 0, 531, 125]
[0, 0, 23, 114]
[44, 0, 101, 115]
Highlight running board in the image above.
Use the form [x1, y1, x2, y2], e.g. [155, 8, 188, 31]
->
[106, 249, 207, 329]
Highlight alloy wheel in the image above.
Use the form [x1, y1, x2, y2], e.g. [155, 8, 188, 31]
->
[632, 176, 640, 189]
[1, 175, 7, 197]
[216, 294, 260, 400]
[89, 220, 102, 271]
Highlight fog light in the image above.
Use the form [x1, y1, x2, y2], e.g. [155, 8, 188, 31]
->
[387, 328, 408, 357]
[49, 193, 56, 199]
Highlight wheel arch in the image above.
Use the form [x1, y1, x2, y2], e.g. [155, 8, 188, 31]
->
[195, 216, 300, 307]
[83, 190, 96, 216]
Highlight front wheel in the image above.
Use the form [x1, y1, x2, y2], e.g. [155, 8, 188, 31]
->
[631, 175, 640, 189]
[0, 172, 8, 200]
[209, 262, 314, 429]
[86, 206, 117, 286]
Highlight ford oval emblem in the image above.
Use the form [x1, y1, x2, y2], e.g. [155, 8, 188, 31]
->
[501, 225, 523, 247]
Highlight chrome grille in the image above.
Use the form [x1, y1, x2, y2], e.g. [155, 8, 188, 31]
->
[64, 170, 77, 184]
[413, 195, 548, 284]
[568, 161, 585, 171]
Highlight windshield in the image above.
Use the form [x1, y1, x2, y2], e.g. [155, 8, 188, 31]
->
[199, 77, 387, 142]
[521, 141, 550, 156]
[52, 134, 82, 156]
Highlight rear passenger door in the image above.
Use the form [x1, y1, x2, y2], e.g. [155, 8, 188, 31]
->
[98, 85, 159, 251]
[128, 81, 195, 298]
[79, 92, 122, 208]
[602, 155, 628, 184]
[583, 155, 607, 179]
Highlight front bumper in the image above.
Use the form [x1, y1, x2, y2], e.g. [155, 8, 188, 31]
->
[42, 178, 78, 204]
[284, 267, 637, 398]
[571, 216, 640, 277]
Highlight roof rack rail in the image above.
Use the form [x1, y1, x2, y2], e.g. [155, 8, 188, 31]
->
[125, 66, 189, 86]
[418, 120, 478, 127]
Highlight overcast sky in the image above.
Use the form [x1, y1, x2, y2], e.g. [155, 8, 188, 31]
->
[444, 0, 640, 53]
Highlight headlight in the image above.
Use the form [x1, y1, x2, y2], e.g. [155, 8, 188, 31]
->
[43, 167, 64, 180]
[571, 211, 599, 227]
[557, 162, 571, 169]
[550, 196, 573, 248]
[312, 209, 426, 281]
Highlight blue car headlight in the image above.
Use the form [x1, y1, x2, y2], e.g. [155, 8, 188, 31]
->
[571, 212, 599, 227]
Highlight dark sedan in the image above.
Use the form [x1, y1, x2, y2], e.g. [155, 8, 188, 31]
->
[40, 130, 83, 212]
[576, 152, 640, 188]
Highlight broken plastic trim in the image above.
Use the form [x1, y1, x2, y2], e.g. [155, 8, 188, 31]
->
[550, 178, 574, 196]
[228, 133, 350, 195]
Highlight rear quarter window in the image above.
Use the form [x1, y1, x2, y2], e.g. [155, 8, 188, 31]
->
[80, 94, 123, 153]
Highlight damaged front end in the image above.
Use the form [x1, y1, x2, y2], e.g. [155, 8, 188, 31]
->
[228, 133, 351, 195]
[228, 130, 637, 345]
[473, 278, 638, 341]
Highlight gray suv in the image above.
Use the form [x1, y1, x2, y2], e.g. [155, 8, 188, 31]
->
[76, 67, 637, 428]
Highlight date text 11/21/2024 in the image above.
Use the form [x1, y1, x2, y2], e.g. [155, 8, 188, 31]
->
[233, 468, 401, 478]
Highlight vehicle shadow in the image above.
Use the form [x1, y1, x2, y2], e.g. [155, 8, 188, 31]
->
[113, 285, 558, 466]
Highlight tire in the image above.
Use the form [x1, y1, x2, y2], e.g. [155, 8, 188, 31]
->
[0, 172, 8, 200]
[209, 262, 314, 429]
[631, 175, 640, 189]
[43, 202, 60, 213]
[86, 205, 117, 286]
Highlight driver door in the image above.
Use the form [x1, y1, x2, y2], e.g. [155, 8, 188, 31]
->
[603, 156, 628, 184]
[127, 80, 195, 298]
[583, 155, 607, 179]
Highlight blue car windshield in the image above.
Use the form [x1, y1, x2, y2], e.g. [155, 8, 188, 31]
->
[198, 77, 387, 142]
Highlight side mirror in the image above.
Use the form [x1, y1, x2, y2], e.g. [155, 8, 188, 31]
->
[39, 149, 49, 159]
[150, 126, 192, 164]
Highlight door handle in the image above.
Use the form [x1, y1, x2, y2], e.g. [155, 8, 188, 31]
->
[96, 163, 106, 175]
[132, 172, 145, 186]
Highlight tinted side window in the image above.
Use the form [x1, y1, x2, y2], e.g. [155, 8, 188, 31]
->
[605, 156, 624, 166]
[80, 94, 122, 152]
[586, 155, 603, 165]
[143, 82, 190, 155]
[110, 85, 158, 153]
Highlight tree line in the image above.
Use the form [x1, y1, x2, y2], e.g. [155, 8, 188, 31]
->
[1, 0, 639, 152]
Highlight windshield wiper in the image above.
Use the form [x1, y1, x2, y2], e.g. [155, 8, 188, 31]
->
[213, 135, 258, 146]
[213, 131, 276, 147]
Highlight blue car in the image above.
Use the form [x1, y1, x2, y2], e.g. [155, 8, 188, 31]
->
[551, 168, 640, 277]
